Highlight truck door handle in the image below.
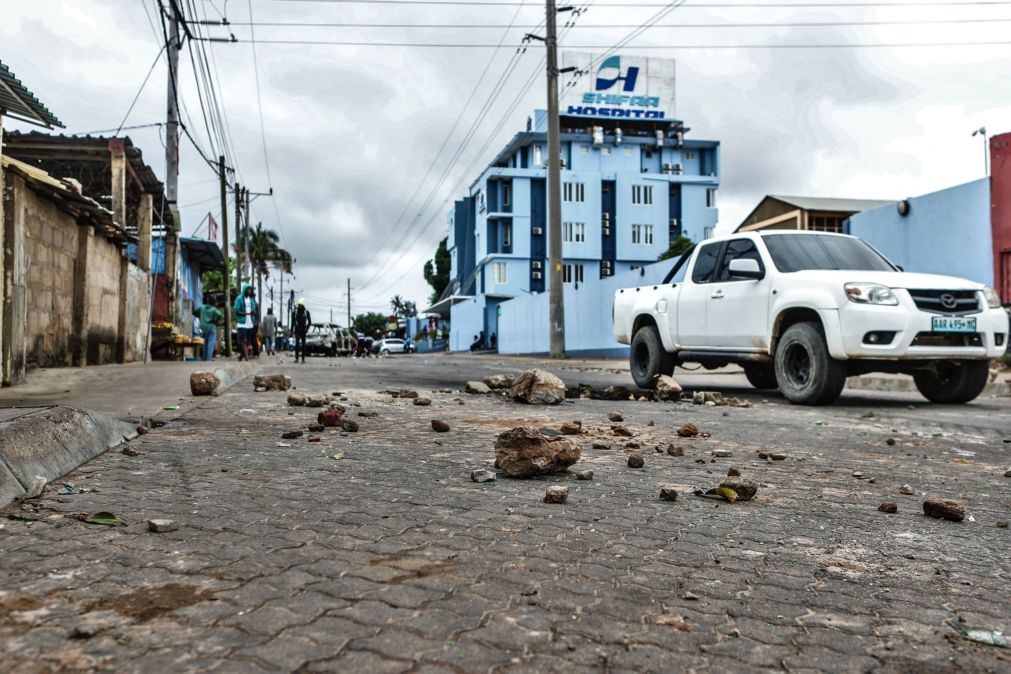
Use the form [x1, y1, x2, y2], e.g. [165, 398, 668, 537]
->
[710, 290, 724, 299]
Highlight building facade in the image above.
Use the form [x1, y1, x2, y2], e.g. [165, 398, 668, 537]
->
[441, 108, 720, 351]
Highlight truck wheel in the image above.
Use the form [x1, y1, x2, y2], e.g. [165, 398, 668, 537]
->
[913, 360, 989, 404]
[743, 363, 778, 390]
[630, 325, 675, 389]
[774, 322, 846, 405]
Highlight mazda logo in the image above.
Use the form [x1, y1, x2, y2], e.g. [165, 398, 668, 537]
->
[940, 293, 958, 310]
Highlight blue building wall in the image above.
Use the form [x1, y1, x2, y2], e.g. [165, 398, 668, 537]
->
[847, 179, 993, 286]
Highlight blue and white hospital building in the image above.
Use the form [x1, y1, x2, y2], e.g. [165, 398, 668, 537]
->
[430, 55, 721, 355]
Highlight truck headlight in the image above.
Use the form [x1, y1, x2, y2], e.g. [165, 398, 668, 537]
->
[981, 286, 1002, 309]
[844, 282, 898, 306]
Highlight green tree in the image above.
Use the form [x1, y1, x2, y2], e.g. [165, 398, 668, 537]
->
[423, 237, 451, 304]
[237, 223, 293, 316]
[390, 295, 418, 319]
[353, 312, 389, 337]
[202, 257, 238, 296]
[658, 236, 694, 261]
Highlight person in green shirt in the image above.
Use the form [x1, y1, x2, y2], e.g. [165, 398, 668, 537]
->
[198, 295, 224, 361]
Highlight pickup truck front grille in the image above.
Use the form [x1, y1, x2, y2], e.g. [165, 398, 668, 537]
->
[910, 332, 983, 348]
[908, 289, 980, 315]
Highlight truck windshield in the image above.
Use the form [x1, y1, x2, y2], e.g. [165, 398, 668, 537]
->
[763, 234, 895, 272]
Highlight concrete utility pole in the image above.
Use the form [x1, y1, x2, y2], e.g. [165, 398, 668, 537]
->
[545, 0, 566, 359]
[234, 183, 243, 293]
[347, 278, 352, 328]
[164, 3, 183, 327]
[219, 155, 232, 356]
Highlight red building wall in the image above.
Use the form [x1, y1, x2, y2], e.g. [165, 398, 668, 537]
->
[991, 132, 1011, 303]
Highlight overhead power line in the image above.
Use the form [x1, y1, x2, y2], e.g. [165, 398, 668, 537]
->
[261, 0, 1011, 6]
[226, 38, 1011, 47]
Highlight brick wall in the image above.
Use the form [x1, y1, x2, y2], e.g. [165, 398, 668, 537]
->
[84, 233, 122, 365]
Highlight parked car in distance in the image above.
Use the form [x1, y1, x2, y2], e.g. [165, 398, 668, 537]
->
[303, 324, 337, 357]
[612, 231, 1009, 405]
[374, 338, 415, 355]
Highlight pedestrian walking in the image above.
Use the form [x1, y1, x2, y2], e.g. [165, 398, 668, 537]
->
[260, 306, 278, 356]
[233, 284, 258, 361]
[293, 299, 312, 363]
[197, 296, 223, 361]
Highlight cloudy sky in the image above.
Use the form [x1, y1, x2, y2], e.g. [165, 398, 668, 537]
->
[3, 0, 1010, 322]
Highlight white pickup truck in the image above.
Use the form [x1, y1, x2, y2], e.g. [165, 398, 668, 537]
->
[613, 231, 1009, 405]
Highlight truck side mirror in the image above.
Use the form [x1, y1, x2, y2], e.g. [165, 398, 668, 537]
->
[728, 258, 764, 280]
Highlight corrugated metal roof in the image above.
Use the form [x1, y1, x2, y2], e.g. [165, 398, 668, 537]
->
[0, 61, 63, 129]
[770, 195, 893, 213]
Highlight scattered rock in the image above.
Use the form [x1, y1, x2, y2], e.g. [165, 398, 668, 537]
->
[592, 441, 611, 450]
[886, 438, 896, 446]
[465, 381, 493, 395]
[712, 449, 732, 458]
[677, 423, 700, 438]
[471, 469, 496, 483]
[306, 394, 328, 408]
[1004, 467, 1011, 477]
[727, 467, 741, 477]
[682, 591, 699, 601]
[627, 453, 645, 468]
[900, 484, 914, 495]
[852, 471, 864, 479]
[647, 420, 655, 426]
[923, 498, 965, 522]
[287, 392, 308, 406]
[611, 425, 633, 437]
[340, 420, 359, 433]
[495, 427, 581, 477]
[997, 520, 1009, 528]
[483, 374, 514, 390]
[544, 485, 569, 504]
[136, 425, 150, 436]
[719, 478, 758, 501]
[655, 375, 683, 402]
[625, 441, 642, 449]
[607, 411, 624, 422]
[510, 369, 566, 405]
[147, 519, 179, 533]
[432, 420, 451, 433]
[659, 486, 678, 501]
[253, 374, 291, 392]
[667, 444, 685, 457]
[770, 453, 787, 461]
[26, 475, 47, 498]
[692, 391, 705, 405]
[308, 424, 325, 432]
[308, 437, 321, 443]
[560, 421, 582, 435]
[281, 430, 304, 439]
[600, 385, 635, 401]
[414, 397, 432, 406]
[317, 409, 343, 427]
[189, 371, 220, 396]
[573, 469, 593, 480]
[122, 447, 141, 457]
[399, 389, 419, 399]
[358, 411, 379, 418]
[704, 392, 724, 405]
[878, 502, 898, 513]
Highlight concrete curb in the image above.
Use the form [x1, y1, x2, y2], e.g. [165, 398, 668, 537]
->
[846, 375, 1010, 397]
[211, 360, 261, 395]
[0, 407, 136, 505]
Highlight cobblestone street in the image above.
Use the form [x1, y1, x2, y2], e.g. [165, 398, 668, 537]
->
[2, 355, 1010, 673]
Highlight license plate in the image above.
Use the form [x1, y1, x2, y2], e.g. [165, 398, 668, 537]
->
[931, 316, 976, 333]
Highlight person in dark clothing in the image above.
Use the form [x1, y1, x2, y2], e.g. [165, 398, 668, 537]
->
[293, 299, 312, 363]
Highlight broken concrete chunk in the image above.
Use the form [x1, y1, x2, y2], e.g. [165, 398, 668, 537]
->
[287, 392, 308, 406]
[147, 519, 179, 533]
[727, 467, 741, 477]
[253, 374, 291, 392]
[431, 419, 451, 433]
[495, 427, 581, 477]
[712, 449, 732, 458]
[692, 391, 705, 405]
[26, 475, 47, 499]
[560, 421, 582, 435]
[677, 423, 700, 438]
[471, 469, 496, 483]
[923, 498, 965, 522]
[413, 397, 432, 406]
[592, 441, 611, 450]
[627, 453, 645, 468]
[465, 381, 493, 395]
[543, 485, 568, 504]
[655, 375, 683, 402]
[607, 411, 624, 422]
[659, 486, 678, 502]
[900, 484, 914, 495]
[281, 430, 304, 439]
[878, 502, 898, 513]
[510, 369, 566, 405]
[190, 371, 220, 396]
[667, 444, 685, 457]
[306, 394, 328, 408]
[703, 392, 724, 405]
[719, 478, 758, 501]
[573, 469, 593, 480]
[483, 374, 514, 390]
[399, 390, 419, 399]
[122, 447, 141, 457]
[340, 420, 359, 433]
[611, 425, 633, 437]
[317, 408, 343, 427]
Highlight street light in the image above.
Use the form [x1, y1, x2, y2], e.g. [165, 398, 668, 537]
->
[972, 126, 989, 177]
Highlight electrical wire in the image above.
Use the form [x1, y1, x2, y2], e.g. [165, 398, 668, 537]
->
[260, 0, 1011, 6]
[228, 17, 1011, 29]
[115, 45, 167, 136]
[222, 37, 1011, 47]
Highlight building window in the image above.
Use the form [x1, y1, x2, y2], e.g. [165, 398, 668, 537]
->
[502, 181, 511, 207]
[493, 262, 508, 284]
[533, 144, 543, 166]
[563, 221, 585, 243]
[632, 184, 653, 205]
[703, 226, 715, 239]
[563, 182, 585, 203]
[706, 188, 717, 208]
[685, 151, 696, 161]
[809, 215, 844, 232]
[631, 224, 654, 245]
[563, 263, 584, 284]
[502, 222, 512, 247]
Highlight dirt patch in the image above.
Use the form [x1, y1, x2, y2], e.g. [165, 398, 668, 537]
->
[0, 592, 44, 613]
[87, 583, 215, 622]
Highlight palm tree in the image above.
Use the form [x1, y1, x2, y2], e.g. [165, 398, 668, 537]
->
[390, 295, 406, 318]
[238, 223, 291, 319]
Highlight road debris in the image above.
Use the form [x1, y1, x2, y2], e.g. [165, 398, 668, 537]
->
[308, 437, 321, 443]
[122, 447, 141, 457]
[281, 430, 304, 439]
[471, 469, 496, 483]
[147, 519, 179, 533]
[607, 412, 624, 422]
[659, 486, 678, 501]
[712, 449, 732, 458]
[287, 392, 308, 406]
[923, 498, 965, 521]
[510, 369, 566, 405]
[727, 467, 741, 476]
[611, 425, 633, 437]
[886, 438, 896, 446]
[189, 371, 220, 396]
[483, 374, 514, 390]
[414, 397, 432, 406]
[432, 419, 451, 432]
[592, 441, 611, 450]
[627, 453, 644, 468]
[878, 502, 898, 513]
[341, 420, 359, 433]
[495, 426, 581, 477]
[136, 425, 150, 435]
[560, 421, 582, 435]
[331, 452, 345, 460]
[358, 411, 379, 418]
[543, 485, 568, 504]
[465, 381, 492, 395]
[398, 390, 419, 399]
[317, 408, 343, 427]
[253, 374, 292, 392]
[667, 444, 685, 457]
[306, 394, 328, 408]
[655, 375, 682, 402]
[573, 469, 593, 480]
[900, 484, 914, 495]
[26, 476, 46, 499]
[720, 478, 757, 501]
[963, 630, 1008, 648]
[84, 512, 121, 526]
[997, 520, 1009, 528]
[677, 423, 700, 438]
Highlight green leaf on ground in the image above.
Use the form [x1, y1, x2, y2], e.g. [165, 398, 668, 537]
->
[84, 512, 120, 526]
[705, 487, 738, 504]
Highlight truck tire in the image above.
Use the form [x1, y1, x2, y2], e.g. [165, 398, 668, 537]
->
[743, 363, 778, 390]
[630, 325, 675, 389]
[913, 360, 990, 404]
[774, 322, 846, 405]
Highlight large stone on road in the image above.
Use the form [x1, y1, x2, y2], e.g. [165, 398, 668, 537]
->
[495, 426, 581, 477]
[510, 369, 566, 405]
[253, 373, 291, 392]
[655, 374, 682, 402]
[483, 374, 514, 390]
[189, 371, 220, 396]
